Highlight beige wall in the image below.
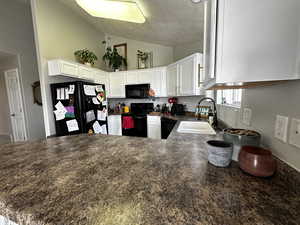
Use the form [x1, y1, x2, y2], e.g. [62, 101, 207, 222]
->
[0, 0, 45, 140]
[174, 41, 203, 61]
[218, 81, 300, 171]
[106, 34, 174, 70]
[34, 0, 106, 69]
[32, 0, 107, 136]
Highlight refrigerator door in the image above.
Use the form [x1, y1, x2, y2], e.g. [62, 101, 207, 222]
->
[50, 82, 83, 136]
[79, 82, 108, 134]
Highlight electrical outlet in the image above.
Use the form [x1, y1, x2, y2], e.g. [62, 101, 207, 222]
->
[289, 118, 300, 149]
[274, 115, 289, 142]
[243, 108, 252, 126]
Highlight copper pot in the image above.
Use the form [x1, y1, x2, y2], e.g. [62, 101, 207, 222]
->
[238, 146, 277, 177]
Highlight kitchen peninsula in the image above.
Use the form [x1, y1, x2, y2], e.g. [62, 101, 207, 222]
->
[0, 123, 300, 225]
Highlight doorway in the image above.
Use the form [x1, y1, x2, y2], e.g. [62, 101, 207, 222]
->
[0, 52, 27, 143]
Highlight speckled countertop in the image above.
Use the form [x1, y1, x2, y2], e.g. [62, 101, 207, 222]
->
[0, 116, 300, 225]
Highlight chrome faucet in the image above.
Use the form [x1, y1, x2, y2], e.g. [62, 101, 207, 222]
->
[197, 97, 218, 128]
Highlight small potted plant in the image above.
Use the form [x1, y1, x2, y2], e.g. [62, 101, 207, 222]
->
[137, 50, 149, 69]
[102, 47, 127, 71]
[74, 49, 98, 66]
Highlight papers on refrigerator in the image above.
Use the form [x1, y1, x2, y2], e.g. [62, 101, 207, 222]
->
[95, 85, 104, 92]
[92, 97, 100, 105]
[86, 110, 96, 123]
[97, 109, 107, 121]
[55, 101, 67, 113]
[54, 110, 65, 121]
[93, 121, 102, 134]
[68, 85, 75, 94]
[84, 85, 96, 96]
[66, 119, 79, 132]
[101, 124, 107, 134]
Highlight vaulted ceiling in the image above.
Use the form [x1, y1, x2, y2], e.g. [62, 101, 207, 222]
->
[59, 0, 204, 47]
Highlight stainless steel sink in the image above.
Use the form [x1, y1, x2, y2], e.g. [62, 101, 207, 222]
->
[177, 121, 216, 135]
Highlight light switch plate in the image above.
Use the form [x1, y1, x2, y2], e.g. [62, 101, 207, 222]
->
[274, 115, 289, 142]
[289, 118, 300, 149]
[242, 108, 252, 126]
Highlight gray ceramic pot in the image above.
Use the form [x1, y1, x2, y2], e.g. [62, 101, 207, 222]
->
[206, 140, 233, 167]
[223, 128, 261, 161]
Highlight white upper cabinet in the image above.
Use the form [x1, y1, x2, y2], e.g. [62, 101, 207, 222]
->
[125, 71, 139, 84]
[109, 72, 126, 98]
[138, 67, 167, 97]
[93, 70, 109, 93]
[167, 53, 203, 97]
[178, 54, 203, 96]
[123, 67, 167, 97]
[166, 63, 178, 96]
[48, 59, 105, 81]
[204, 0, 300, 89]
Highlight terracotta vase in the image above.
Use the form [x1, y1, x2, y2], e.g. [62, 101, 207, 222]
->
[238, 146, 277, 177]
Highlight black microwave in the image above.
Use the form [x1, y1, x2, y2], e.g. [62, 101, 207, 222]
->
[125, 84, 150, 99]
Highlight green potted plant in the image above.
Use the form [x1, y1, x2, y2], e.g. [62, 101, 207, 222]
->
[102, 47, 127, 71]
[74, 49, 98, 66]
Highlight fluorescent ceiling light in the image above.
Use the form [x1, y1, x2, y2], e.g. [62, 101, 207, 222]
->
[76, 0, 146, 23]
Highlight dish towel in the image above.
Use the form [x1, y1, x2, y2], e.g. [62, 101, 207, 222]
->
[122, 116, 135, 129]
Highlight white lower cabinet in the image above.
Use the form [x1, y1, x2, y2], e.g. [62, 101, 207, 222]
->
[108, 115, 122, 136]
[147, 116, 161, 139]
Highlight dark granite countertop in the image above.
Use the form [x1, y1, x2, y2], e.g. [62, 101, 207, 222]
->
[0, 117, 300, 225]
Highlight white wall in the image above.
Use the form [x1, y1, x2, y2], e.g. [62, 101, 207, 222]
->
[106, 34, 174, 70]
[218, 81, 300, 171]
[0, 0, 45, 140]
[173, 41, 203, 61]
[31, 0, 107, 136]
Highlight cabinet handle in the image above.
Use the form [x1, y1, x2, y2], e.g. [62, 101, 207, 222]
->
[198, 64, 204, 86]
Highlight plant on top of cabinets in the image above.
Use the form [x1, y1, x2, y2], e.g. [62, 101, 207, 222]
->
[74, 49, 98, 66]
[102, 47, 127, 72]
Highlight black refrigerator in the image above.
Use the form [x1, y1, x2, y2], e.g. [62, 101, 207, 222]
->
[50, 81, 108, 137]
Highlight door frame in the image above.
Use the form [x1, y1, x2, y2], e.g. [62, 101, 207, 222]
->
[4, 68, 28, 141]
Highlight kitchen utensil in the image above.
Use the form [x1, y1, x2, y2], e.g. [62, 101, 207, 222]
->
[206, 140, 233, 167]
[223, 128, 261, 161]
[238, 146, 277, 177]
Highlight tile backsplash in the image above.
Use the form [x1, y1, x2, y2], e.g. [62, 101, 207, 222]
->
[108, 96, 206, 112]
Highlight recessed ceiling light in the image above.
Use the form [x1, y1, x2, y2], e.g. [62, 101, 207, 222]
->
[76, 0, 146, 24]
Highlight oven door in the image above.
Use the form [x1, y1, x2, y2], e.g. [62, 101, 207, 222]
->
[125, 84, 150, 99]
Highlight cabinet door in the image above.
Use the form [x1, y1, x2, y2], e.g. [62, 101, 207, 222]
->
[178, 57, 197, 96]
[108, 115, 122, 136]
[78, 66, 93, 80]
[166, 64, 178, 96]
[216, 0, 300, 83]
[203, 0, 217, 83]
[109, 73, 125, 98]
[94, 71, 109, 92]
[126, 71, 139, 84]
[140, 69, 166, 97]
[147, 116, 161, 139]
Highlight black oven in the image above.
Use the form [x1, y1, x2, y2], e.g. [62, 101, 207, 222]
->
[125, 84, 150, 99]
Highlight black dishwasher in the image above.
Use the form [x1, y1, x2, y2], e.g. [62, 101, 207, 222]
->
[161, 117, 177, 139]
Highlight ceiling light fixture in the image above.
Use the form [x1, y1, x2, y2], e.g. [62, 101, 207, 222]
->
[191, 0, 206, 3]
[75, 0, 146, 24]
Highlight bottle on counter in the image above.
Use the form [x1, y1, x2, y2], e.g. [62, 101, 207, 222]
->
[208, 108, 214, 125]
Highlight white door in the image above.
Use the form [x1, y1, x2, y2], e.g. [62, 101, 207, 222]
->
[166, 64, 178, 96]
[4, 69, 27, 142]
